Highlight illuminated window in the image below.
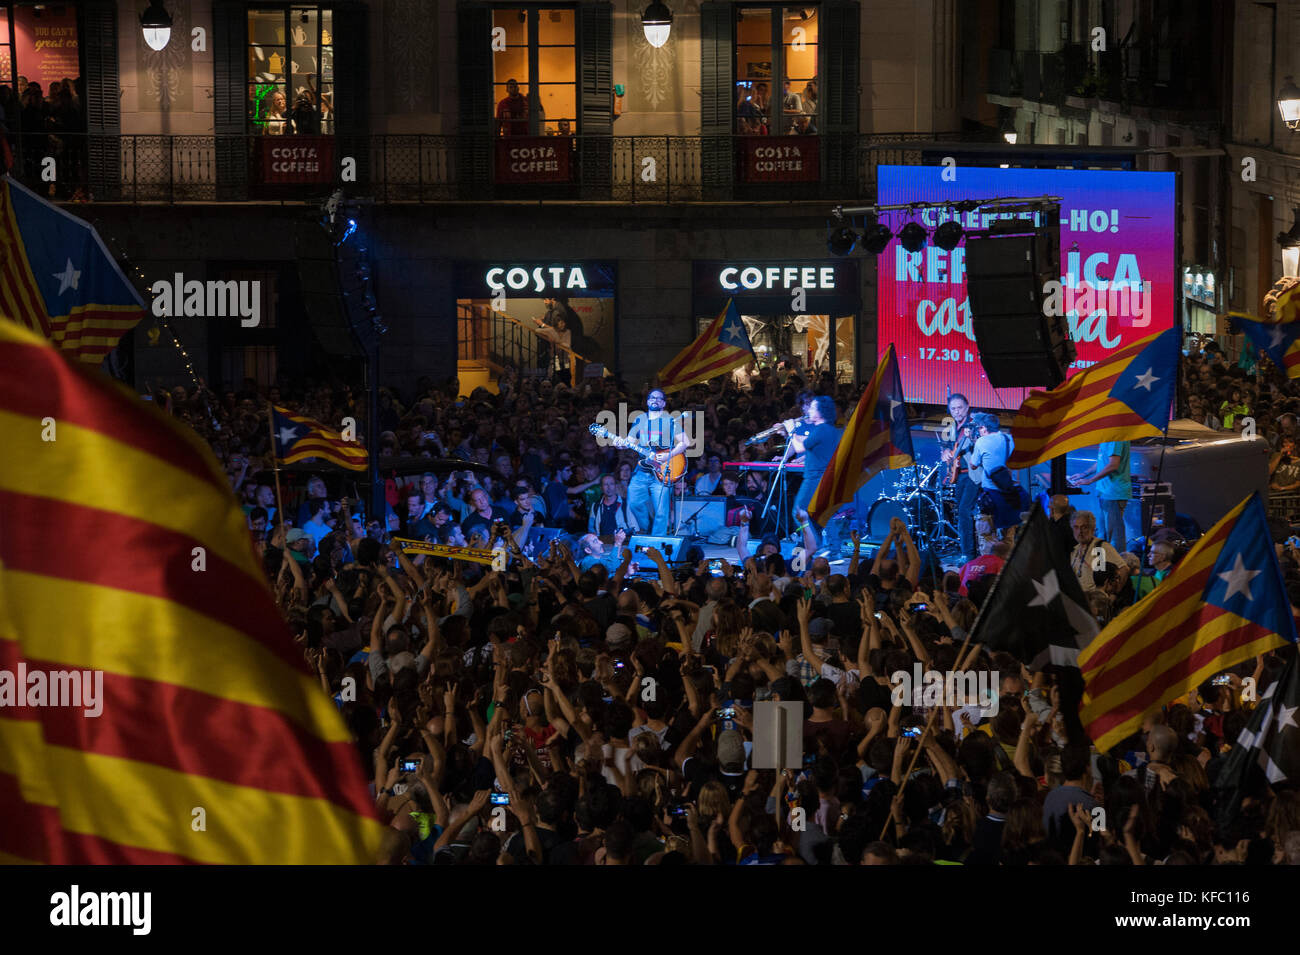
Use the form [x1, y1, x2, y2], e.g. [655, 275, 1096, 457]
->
[492, 7, 577, 136]
[734, 5, 819, 136]
[247, 6, 335, 135]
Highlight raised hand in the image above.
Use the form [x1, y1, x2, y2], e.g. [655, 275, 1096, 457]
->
[795, 597, 813, 628]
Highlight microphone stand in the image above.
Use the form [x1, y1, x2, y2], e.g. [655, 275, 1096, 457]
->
[678, 499, 713, 539]
[760, 433, 798, 541]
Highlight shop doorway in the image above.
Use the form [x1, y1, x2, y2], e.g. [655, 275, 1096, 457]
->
[695, 311, 855, 385]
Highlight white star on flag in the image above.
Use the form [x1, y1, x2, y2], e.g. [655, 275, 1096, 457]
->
[1133, 367, 1160, 391]
[1216, 553, 1261, 602]
[723, 321, 746, 346]
[1269, 325, 1287, 348]
[277, 425, 299, 446]
[1027, 570, 1061, 607]
[53, 258, 81, 295]
[889, 399, 902, 419]
[1275, 703, 1298, 733]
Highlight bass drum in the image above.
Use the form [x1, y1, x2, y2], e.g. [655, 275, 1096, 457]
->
[867, 494, 941, 541]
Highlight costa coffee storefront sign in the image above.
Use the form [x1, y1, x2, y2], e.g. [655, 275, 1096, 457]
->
[258, 137, 334, 184]
[495, 138, 572, 184]
[694, 260, 859, 313]
[741, 136, 820, 183]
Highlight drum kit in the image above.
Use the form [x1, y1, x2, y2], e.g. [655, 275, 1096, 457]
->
[865, 462, 961, 552]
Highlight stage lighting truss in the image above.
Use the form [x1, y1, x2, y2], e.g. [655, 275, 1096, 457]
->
[828, 196, 1062, 256]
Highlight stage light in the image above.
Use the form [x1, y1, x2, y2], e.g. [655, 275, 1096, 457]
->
[898, 222, 927, 254]
[336, 218, 357, 246]
[827, 225, 858, 256]
[861, 218, 892, 255]
[933, 220, 963, 251]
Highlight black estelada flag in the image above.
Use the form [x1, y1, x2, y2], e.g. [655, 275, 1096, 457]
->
[968, 501, 1100, 670]
[1214, 653, 1300, 828]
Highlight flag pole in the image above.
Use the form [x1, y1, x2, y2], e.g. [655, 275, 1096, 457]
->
[879, 623, 977, 841]
[268, 401, 287, 531]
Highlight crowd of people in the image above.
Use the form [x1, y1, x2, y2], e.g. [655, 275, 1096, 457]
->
[0, 74, 86, 199]
[146, 341, 1300, 865]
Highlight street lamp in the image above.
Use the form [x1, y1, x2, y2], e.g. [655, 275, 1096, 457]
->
[140, 0, 173, 51]
[642, 1, 673, 48]
[1280, 77, 1300, 130]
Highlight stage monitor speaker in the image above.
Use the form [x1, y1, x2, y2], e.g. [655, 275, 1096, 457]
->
[629, 535, 688, 562]
[965, 229, 1075, 388]
[678, 495, 728, 537]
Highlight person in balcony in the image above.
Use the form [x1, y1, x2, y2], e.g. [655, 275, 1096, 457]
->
[781, 80, 802, 113]
[801, 79, 818, 115]
[291, 89, 320, 135]
[496, 78, 529, 136]
[263, 90, 288, 135]
[19, 83, 46, 183]
[319, 91, 334, 133]
[788, 114, 816, 135]
[50, 83, 82, 198]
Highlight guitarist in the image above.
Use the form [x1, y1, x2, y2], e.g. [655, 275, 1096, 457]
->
[939, 392, 980, 561]
[621, 388, 691, 535]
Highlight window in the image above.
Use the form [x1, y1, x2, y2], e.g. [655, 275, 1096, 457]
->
[247, 5, 334, 135]
[491, 7, 576, 137]
[734, 5, 819, 136]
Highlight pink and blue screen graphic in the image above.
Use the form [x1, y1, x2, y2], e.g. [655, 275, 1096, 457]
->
[875, 165, 1176, 407]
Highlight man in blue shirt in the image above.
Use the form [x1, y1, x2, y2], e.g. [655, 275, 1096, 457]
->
[1069, 440, 1131, 551]
[783, 395, 843, 558]
[970, 413, 1020, 531]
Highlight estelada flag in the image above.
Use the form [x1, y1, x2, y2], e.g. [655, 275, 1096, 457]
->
[808, 343, 914, 526]
[272, 404, 369, 471]
[0, 174, 145, 363]
[1007, 327, 1177, 470]
[1232, 313, 1300, 380]
[0, 319, 386, 863]
[1079, 493, 1297, 753]
[658, 299, 754, 394]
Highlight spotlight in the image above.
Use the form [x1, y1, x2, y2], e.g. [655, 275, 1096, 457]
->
[827, 225, 858, 256]
[933, 220, 963, 251]
[898, 222, 927, 254]
[861, 219, 892, 255]
[335, 218, 357, 246]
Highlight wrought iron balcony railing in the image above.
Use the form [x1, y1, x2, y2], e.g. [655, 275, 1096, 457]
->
[0, 131, 976, 204]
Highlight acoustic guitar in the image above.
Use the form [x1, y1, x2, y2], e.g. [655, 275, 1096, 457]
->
[589, 423, 687, 486]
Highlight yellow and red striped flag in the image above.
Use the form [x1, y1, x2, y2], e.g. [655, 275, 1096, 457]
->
[0, 175, 145, 363]
[808, 344, 914, 526]
[1006, 328, 1177, 470]
[1079, 493, 1297, 753]
[272, 404, 368, 471]
[658, 300, 754, 394]
[0, 319, 386, 863]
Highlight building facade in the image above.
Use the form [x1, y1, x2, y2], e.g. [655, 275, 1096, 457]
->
[5, 1, 1233, 399]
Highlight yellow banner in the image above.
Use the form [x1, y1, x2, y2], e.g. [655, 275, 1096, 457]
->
[391, 537, 506, 567]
